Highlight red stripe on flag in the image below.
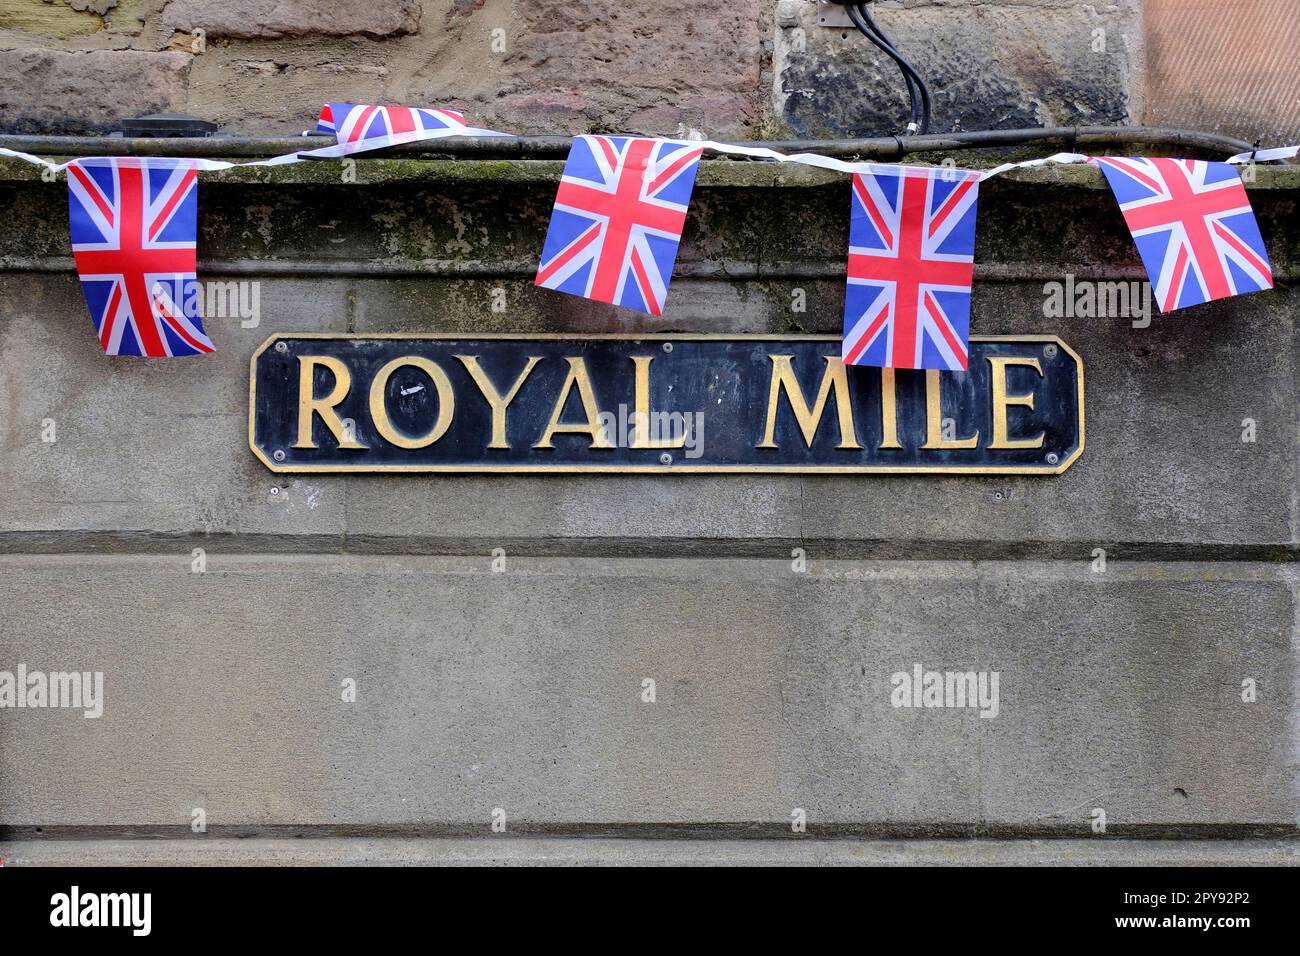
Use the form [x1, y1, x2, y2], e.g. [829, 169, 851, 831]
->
[629, 245, 661, 316]
[853, 175, 893, 248]
[100, 283, 123, 351]
[928, 176, 975, 239]
[1212, 219, 1273, 287]
[646, 147, 702, 196]
[386, 107, 417, 135]
[70, 164, 115, 228]
[1163, 244, 1190, 312]
[595, 137, 619, 170]
[346, 106, 379, 144]
[925, 290, 967, 369]
[148, 168, 196, 241]
[154, 297, 213, 354]
[844, 302, 889, 366]
[535, 221, 602, 286]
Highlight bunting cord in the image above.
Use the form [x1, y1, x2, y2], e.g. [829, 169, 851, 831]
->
[0, 137, 1090, 182]
[0, 123, 1295, 182]
[9, 115, 1291, 358]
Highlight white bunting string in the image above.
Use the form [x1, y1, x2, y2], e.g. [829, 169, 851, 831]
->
[4, 120, 1295, 180]
[1227, 144, 1300, 164]
[0, 145, 303, 171]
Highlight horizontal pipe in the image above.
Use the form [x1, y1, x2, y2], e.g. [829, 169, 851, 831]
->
[0, 126, 1264, 162]
[0, 532, 1295, 562]
[0, 255, 1172, 282]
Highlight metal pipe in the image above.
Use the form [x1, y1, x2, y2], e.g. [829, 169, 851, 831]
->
[0, 255, 1172, 282]
[0, 126, 1264, 161]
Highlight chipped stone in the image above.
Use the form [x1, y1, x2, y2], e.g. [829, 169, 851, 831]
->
[160, 0, 420, 39]
[0, 48, 191, 135]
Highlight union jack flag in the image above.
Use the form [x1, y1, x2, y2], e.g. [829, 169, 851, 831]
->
[316, 103, 468, 154]
[842, 166, 980, 371]
[535, 135, 703, 315]
[66, 157, 213, 357]
[1094, 157, 1273, 312]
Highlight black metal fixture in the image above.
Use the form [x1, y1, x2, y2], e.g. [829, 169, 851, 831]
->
[113, 113, 221, 138]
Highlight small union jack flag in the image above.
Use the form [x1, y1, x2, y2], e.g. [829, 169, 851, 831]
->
[67, 157, 214, 357]
[316, 103, 468, 154]
[842, 166, 980, 371]
[1095, 157, 1273, 312]
[535, 135, 703, 316]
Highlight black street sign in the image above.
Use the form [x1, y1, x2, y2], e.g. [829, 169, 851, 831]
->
[249, 334, 1083, 475]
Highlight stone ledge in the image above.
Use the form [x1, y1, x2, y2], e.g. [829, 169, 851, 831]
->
[2, 155, 1299, 190]
[3, 835, 1297, 866]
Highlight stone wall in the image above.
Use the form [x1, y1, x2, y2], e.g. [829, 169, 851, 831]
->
[0, 155, 1297, 860]
[1, 0, 1298, 864]
[1, 0, 1145, 138]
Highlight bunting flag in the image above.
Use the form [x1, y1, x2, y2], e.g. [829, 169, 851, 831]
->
[2, 107, 1294, 361]
[66, 157, 214, 357]
[842, 166, 980, 371]
[1094, 157, 1273, 313]
[315, 103, 469, 155]
[534, 135, 703, 316]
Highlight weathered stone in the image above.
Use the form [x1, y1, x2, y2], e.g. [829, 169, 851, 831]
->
[775, 0, 1142, 136]
[0, 556, 1292, 829]
[488, 0, 765, 136]
[0, 162, 1295, 558]
[1144, 0, 1300, 146]
[0, 3, 1295, 862]
[0, 0, 108, 38]
[0, 49, 191, 135]
[159, 0, 420, 38]
[61, 0, 118, 14]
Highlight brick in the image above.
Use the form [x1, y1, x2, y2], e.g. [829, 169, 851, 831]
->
[0, 48, 191, 135]
[160, 0, 420, 39]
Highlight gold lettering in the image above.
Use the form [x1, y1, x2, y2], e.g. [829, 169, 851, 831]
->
[456, 355, 541, 449]
[295, 355, 364, 449]
[758, 355, 861, 449]
[923, 369, 979, 449]
[534, 357, 614, 449]
[630, 356, 686, 449]
[879, 368, 902, 450]
[987, 356, 1045, 449]
[368, 356, 455, 449]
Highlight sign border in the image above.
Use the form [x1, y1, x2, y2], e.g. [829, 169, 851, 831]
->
[248, 333, 1085, 475]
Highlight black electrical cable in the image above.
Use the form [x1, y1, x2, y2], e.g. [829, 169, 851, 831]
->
[845, 4, 920, 134]
[846, 2, 932, 136]
[857, 2, 932, 135]
[853, 3, 923, 133]
[859, 3, 932, 134]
